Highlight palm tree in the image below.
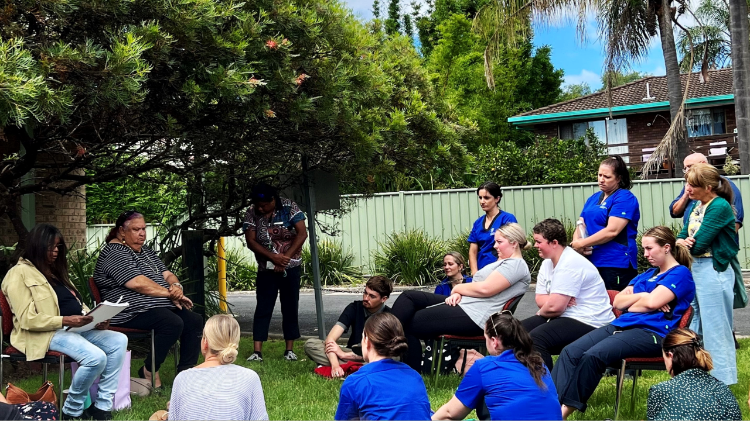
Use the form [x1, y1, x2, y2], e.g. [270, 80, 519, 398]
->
[676, 0, 731, 72]
[473, 0, 690, 174]
[727, 0, 750, 173]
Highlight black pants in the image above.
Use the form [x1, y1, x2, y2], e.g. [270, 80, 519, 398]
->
[552, 325, 662, 412]
[117, 306, 204, 372]
[253, 266, 301, 342]
[521, 316, 596, 371]
[597, 266, 637, 291]
[390, 290, 483, 371]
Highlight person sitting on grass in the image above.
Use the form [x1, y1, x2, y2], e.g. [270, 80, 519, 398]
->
[167, 314, 268, 420]
[303, 276, 393, 377]
[335, 313, 431, 420]
[432, 313, 562, 421]
[647, 328, 741, 421]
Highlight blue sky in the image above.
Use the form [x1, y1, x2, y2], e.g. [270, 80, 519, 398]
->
[340, 0, 688, 90]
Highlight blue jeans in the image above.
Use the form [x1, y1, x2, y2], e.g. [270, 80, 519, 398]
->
[690, 257, 737, 385]
[49, 329, 128, 416]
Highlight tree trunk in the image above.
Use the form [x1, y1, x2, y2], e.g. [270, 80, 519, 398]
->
[728, 0, 750, 174]
[658, 0, 688, 175]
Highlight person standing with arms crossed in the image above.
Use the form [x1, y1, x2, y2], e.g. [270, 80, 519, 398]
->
[468, 182, 517, 275]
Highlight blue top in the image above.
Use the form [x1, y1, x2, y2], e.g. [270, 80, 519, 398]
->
[455, 350, 562, 421]
[611, 265, 695, 337]
[468, 211, 518, 271]
[670, 176, 744, 231]
[335, 359, 431, 420]
[580, 189, 640, 269]
[434, 275, 473, 296]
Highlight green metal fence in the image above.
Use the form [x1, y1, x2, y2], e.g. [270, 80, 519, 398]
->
[316, 176, 750, 270]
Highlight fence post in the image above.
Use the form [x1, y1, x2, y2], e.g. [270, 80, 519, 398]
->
[218, 237, 227, 312]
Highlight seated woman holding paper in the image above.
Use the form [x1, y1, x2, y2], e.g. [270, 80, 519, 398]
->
[1, 224, 128, 420]
[93, 210, 203, 389]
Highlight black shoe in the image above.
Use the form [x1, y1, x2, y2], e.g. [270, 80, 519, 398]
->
[83, 405, 112, 421]
[61, 410, 83, 420]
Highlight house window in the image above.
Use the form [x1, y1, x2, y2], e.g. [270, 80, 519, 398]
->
[560, 118, 629, 162]
[686, 108, 726, 137]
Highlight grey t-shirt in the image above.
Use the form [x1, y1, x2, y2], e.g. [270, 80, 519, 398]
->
[459, 258, 531, 328]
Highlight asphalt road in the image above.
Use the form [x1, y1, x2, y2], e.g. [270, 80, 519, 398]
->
[229, 285, 750, 340]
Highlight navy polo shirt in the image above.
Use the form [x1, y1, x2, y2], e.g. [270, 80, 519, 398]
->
[468, 210, 518, 271]
[612, 265, 695, 337]
[434, 275, 473, 296]
[455, 350, 562, 420]
[335, 359, 431, 420]
[580, 189, 640, 269]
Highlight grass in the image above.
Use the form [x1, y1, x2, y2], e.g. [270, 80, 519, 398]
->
[8, 338, 750, 420]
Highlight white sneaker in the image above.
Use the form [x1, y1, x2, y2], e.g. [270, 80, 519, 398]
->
[284, 350, 298, 361]
[246, 352, 263, 362]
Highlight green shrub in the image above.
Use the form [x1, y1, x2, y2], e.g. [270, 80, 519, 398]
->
[372, 230, 446, 285]
[207, 247, 257, 292]
[445, 229, 471, 265]
[301, 240, 363, 286]
[67, 246, 98, 308]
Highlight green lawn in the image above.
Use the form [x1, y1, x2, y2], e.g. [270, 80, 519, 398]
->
[9, 338, 750, 420]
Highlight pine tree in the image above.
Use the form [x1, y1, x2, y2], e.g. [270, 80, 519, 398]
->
[403, 14, 413, 39]
[385, 0, 401, 35]
[372, 0, 381, 19]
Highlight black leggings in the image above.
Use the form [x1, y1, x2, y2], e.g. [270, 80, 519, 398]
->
[521, 316, 596, 371]
[253, 266, 301, 342]
[116, 306, 204, 372]
[390, 291, 483, 371]
[597, 266, 638, 291]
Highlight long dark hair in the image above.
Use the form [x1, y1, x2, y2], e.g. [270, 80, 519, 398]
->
[662, 328, 713, 376]
[23, 224, 75, 290]
[105, 210, 144, 242]
[485, 313, 547, 388]
[363, 313, 408, 358]
[601, 156, 632, 190]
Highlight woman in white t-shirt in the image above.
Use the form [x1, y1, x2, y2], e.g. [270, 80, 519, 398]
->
[391, 223, 531, 371]
[521, 219, 614, 370]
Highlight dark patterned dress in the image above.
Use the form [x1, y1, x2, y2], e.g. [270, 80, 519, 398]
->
[647, 368, 741, 420]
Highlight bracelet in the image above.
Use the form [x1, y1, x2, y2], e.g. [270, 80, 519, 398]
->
[170, 283, 183, 290]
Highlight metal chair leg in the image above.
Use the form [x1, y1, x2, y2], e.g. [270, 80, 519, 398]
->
[430, 340, 439, 377]
[174, 340, 180, 373]
[630, 368, 639, 412]
[150, 330, 156, 390]
[434, 337, 446, 384]
[59, 355, 65, 410]
[614, 359, 626, 420]
[43, 363, 48, 383]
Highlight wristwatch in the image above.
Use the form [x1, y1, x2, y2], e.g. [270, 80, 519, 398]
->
[170, 282, 183, 290]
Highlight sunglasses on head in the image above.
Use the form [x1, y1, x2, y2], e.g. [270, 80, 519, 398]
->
[489, 310, 513, 337]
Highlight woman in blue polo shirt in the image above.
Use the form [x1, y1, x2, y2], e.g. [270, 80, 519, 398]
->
[432, 313, 561, 421]
[434, 252, 472, 296]
[553, 226, 695, 419]
[335, 313, 431, 421]
[570, 156, 640, 291]
[468, 182, 517, 275]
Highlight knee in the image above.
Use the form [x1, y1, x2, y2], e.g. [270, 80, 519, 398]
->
[80, 347, 108, 368]
[186, 311, 204, 333]
[112, 332, 128, 352]
[304, 338, 321, 352]
[579, 351, 605, 369]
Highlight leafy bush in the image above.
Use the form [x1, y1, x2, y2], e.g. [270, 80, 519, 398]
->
[474, 131, 607, 187]
[372, 230, 446, 285]
[206, 247, 257, 292]
[301, 240, 363, 286]
[445, 229, 471, 265]
[68, 246, 99, 308]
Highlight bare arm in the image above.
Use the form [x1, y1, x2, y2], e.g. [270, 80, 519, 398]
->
[468, 243, 479, 275]
[535, 293, 550, 309]
[538, 293, 572, 318]
[432, 396, 472, 421]
[451, 270, 511, 298]
[245, 228, 289, 267]
[671, 188, 692, 218]
[612, 286, 644, 310]
[627, 286, 676, 313]
[286, 220, 308, 258]
[124, 275, 171, 298]
[571, 217, 629, 249]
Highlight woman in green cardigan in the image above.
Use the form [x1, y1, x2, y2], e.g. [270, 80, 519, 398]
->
[676, 163, 739, 385]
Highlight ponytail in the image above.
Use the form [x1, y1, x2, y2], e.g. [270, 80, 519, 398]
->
[672, 243, 693, 270]
[686, 163, 734, 211]
[715, 178, 734, 205]
[662, 328, 713, 376]
[485, 313, 547, 388]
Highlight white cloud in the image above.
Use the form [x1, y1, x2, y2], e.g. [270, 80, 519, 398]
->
[563, 69, 601, 87]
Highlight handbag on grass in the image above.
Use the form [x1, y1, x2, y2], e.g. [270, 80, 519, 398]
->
[6, 381, 57, 406]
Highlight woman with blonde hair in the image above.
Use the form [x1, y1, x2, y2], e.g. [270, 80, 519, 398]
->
[168, 314, 268, 420]
[553, 226, 695, 419]
[391, 223, 532, 371]
[335, 313, 431, 420]
[434, 252, 472, 296]
[647, 328, 741, 420]
[676, 162, 740, 385]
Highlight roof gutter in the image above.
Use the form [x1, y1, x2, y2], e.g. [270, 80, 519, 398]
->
[508, 94, 734, 126]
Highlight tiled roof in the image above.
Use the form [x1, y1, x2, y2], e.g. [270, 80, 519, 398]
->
[517, 68, 734, 117]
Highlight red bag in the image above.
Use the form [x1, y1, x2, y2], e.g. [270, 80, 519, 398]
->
[313, 361, 363, 379]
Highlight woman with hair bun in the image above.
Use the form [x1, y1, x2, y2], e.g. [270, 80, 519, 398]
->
[554, 226, 695, 419]
[677, 163, 741, 386]
[391, 223, 532, 371]
[647, 328, 741, 420]
[168, 315, 268, 420]
[432, 313, 561, 420]
[335, 313, 431, 420]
